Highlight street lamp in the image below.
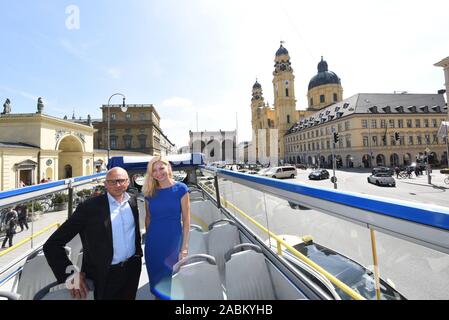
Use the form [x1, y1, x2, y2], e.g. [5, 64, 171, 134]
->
[106, 93, 127, 163]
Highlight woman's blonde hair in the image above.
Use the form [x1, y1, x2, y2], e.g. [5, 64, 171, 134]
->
[142, 156, 173, 197]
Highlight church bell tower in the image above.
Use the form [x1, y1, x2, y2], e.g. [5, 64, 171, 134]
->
[273, 42, 297, 160]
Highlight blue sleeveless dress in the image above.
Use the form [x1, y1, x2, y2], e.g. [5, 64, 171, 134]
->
[144, 182, 188, 300]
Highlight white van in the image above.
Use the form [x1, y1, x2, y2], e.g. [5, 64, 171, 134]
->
[261, 166, 297, 179]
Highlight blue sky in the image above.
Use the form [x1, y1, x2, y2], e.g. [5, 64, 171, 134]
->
[1, 0, 449, 147]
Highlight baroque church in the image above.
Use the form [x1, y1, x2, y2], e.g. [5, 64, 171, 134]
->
[251, 43, 343, 162]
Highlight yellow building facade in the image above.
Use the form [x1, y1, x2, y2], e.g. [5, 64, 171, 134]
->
[94, 104, 164, 155]
[251, 45, 343, 162]
[285, 93, 448, 168]
[250, 80, 276, 162]
[0, 113, 98, 190]
[0, 111, 152, 191]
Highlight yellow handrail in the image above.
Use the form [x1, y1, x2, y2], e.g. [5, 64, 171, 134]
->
[0, 223, 61, 258]
[190, 212, 209, 231]
[370, 227, 381, 300]
[200, 181, 365, 300]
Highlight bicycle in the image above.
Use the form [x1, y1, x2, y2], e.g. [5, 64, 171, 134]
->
[73, 194, 87, 207]
[398, 171, 413, 179]
[38, 195, 54, 213]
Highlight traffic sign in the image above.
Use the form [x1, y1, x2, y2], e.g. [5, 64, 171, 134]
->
[425, 147, 431, 153]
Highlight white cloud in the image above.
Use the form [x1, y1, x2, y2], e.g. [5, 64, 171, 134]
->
[159, 97, 250, 148]
[106, 67, 122, 79]
[160, 118, 192, 148]
[59, 38, 124, 81]
[162, 97, 193, 109]
[59, 38, 89, 61]
[45, 98, 68, 114]
[159, 98, 200, 147]
[0, 85, 38, 102]
[0, 85, 65, 115]
[160, 118, 188, 129]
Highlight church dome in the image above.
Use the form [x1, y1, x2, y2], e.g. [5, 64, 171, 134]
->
[308, 57, 341, 90]
[252, 80, 262, 89]
[275, 44, 289, 57]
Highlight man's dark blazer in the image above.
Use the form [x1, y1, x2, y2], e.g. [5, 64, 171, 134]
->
[43, 193, 143, 299]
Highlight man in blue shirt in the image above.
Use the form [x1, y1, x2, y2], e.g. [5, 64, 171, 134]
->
[44, 167, 143, 300]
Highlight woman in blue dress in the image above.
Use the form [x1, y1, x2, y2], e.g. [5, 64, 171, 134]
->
[142, 156, 190, 300]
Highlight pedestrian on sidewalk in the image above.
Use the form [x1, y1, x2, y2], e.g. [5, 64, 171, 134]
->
[395, 166, 400, 178]
[15, 203, 29, 232]
[2, 208, 18, 248]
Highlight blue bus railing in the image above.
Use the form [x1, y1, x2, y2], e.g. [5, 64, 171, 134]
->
[203, 166, 449, 255]
[0, 173, 106, 210]
[199, 166, 449, 299]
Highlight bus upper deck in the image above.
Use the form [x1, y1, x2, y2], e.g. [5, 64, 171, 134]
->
[0, 153, 448, 300]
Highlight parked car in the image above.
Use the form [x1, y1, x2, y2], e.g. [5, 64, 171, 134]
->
[371, 167, 394, 176]
[261, 166, 298, 179]
[198, 176, 214, 183]
[257, 168, 271, 176]
[295, 164, 307, 170]
[308, 169, 330, 180]
[173, 172, 187, 182]
[367, 173, 396, 187]
[238, 169, 258, 175]
[266, 235, 406, 300]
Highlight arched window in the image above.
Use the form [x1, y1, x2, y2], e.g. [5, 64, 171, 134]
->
[286, 88, 289, 97]
[287, 115, 290, 124]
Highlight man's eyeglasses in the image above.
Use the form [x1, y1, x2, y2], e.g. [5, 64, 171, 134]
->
[105, 179, 128, 186]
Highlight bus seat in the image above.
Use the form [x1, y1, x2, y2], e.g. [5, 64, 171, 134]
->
[207, 219, 240, 282]
[16, 251, 57, 300]
[225, 247, 276, 300]
[171, 254, 224, 300]
[190, 200, 222, 227]
[34, 279, 94, 300]
[188, 225, 208, 255]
